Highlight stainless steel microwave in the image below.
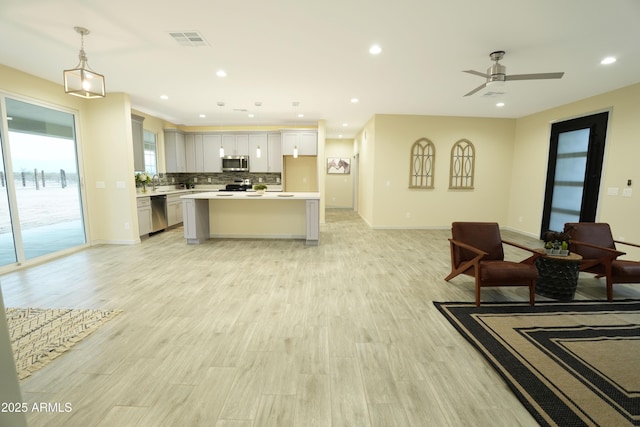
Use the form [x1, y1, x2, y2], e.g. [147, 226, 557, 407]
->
[221, 155, 249, 172]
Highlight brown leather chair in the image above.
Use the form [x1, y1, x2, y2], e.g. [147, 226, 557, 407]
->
[445, 222, 539, 306]
[564, 222, 640, 301]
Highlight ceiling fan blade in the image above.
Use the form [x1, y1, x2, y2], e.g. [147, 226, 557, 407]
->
[464, 82, 487, 97]
[463, 70, 489, 78]
[506, 72, 564, 81]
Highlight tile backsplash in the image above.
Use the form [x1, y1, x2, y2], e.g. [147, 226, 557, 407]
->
[160, 172, 281, 187]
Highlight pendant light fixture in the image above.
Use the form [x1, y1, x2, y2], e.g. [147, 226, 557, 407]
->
[256, 145, 261, 158]
[63, 26, 106, 99]
[293, 146, 299, 158]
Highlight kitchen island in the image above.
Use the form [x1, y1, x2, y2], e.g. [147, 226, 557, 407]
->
[180, 192, 321, 245]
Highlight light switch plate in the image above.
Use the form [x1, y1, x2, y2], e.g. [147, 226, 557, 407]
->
[607, 187, 619, 196]
[622, 188, 632, 197]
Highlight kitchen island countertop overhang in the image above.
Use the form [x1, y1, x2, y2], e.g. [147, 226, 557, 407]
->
[180, 192, 321, 245]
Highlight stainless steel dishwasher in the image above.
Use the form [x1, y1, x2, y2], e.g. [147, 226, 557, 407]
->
[150, 194, 168, 233]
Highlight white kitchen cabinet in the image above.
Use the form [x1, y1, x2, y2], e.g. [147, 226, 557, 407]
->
[137, 197, 152, 236]
[267, 133, 282, 172]
[202, 134, 222, 172]
[185, 134, 204, 172]
[221, 134, 249, 156]
[248, 133, 269, 172]
[182, 198, 210, 243]
[282, 131, 317, 156]
[167, 193, 184, 226]
[132, 115, 145, 171]
[164, 130, 186, 172]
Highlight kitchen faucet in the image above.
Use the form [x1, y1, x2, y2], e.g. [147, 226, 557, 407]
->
[152, 174, 160, 191]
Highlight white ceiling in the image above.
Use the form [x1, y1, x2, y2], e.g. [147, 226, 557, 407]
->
[1, 0, 639, 138]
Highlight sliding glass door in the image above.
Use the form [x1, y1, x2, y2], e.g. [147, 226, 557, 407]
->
[0, 96, 86, 267]
[0, 132, 17, 266]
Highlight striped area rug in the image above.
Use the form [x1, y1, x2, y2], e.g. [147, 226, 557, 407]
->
[6, 307, 121, 380]
[435, 300, 640, 426]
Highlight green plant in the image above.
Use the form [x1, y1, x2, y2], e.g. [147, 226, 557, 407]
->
[253, 184, 267, 191]
[135, 172, 152, 185]
[543, 230, 570, 251]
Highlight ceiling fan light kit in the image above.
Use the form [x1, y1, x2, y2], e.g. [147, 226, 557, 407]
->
[463, 50, 564, 97]
[63, 26, 106, 99]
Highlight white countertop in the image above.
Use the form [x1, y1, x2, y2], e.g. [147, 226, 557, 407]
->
[136, 189, 194, 198]
[181, 191, 320, 200]
[137, 185, 284, 198]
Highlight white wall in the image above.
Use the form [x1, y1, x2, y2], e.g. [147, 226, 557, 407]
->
[0, 64, 140, 248]
[0, 288, 27, 427]
[364, 114, 516, 228]
[508, 82, 640, 258]
[325, 138, 354, 208]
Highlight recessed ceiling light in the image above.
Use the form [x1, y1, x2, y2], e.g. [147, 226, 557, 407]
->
[160, 95, 169, 100]
[216, 69, 227, 77]
[338, 134, 343, 138]
[342, 123, 348, 127]
[600, 56, 616, 65]
[216, 101, 225, 107]
[496, 102, 505, 107]
[248, 114, 255, 118]
[369, 45, 382, 55]
[297, 113, 304, 118]
[351, 98, 359, 103]
[199, 114, 206, 118]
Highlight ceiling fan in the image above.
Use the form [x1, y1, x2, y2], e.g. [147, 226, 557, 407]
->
[463, 50, 564, 97]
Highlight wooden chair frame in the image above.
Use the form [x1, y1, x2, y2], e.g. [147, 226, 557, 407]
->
[570, 238, 640, 301]
[446, 237, 539, 306]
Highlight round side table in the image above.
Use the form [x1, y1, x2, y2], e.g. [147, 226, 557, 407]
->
[534, 250, 583, 301]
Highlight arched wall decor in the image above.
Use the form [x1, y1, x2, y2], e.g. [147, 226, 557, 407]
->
[409, 138, 435, 188]
[449, 139, 475, 189]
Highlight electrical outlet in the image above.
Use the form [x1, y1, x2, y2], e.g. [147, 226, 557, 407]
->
[193, 177, 198, 183]
[124, 222, 129, 230]
[208, 177, 212, 183]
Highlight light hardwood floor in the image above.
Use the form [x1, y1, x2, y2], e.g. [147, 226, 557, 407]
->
[2, 210, 638, 426]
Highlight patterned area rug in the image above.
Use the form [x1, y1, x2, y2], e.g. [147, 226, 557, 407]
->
[6, 307, 121, 380]
[434, 300, 640, 426]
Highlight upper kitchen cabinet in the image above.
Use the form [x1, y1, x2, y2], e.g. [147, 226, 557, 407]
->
[185, 134, 204, 172]
[221, 134, 249, 156]
[267, 133, 282, 172]
[132, 115, 145, 171]
[282, 131, 317, 156]
[248, 133, 268, 172]
[202, 134, 222, 172]
[164, 129, 186, 172]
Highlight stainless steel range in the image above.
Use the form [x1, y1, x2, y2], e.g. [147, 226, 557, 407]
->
[219, 179, 252, 192]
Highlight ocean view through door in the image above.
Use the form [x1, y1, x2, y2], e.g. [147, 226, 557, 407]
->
[0, 96, 86, 267]
[540, 112, 608, 237]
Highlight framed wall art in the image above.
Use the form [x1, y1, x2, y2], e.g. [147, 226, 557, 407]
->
[327, 157, 350, 174]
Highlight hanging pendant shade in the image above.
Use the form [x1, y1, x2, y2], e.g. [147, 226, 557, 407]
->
[63, 27, 106, 99]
